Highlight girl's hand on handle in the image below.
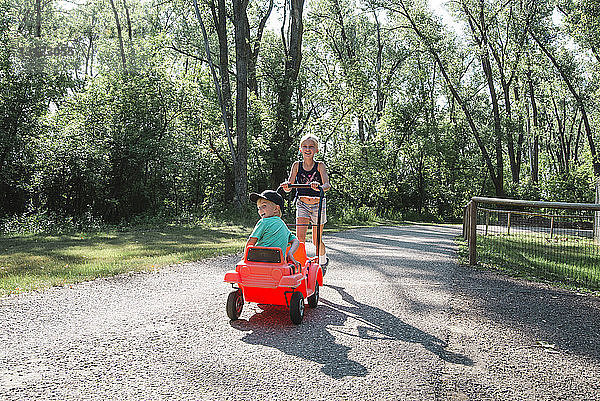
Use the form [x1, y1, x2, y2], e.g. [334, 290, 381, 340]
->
[310, 181, 321, 191]
[281, 181, 291, 192]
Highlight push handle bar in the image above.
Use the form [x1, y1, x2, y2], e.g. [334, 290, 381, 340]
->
[285, 183, 321, 188]
[280, 183, 324, 197]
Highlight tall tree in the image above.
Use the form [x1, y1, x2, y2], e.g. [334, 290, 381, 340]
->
[384, 0, 504, 196]
[529, 27, 600, 178]
[109, 0, 127, 72]
[269, 0, 305, 188]
[232, 0, 251, 205]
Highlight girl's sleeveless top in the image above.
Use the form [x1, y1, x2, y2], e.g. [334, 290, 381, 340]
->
[295, 162, 323, 198]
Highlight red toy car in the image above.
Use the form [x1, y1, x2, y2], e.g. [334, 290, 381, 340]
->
[224, 184, 325, 324]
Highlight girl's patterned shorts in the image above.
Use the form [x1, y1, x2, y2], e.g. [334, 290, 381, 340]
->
[296, 198, 327, 225]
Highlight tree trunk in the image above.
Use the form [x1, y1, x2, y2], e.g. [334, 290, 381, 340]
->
[248, 0, 273, 96]
[209, 0, 233, 130]
[207, 0, 235, 202]
[192, 0, 239, 208]
[34, 0, 41, 37]
[233, 0, 250, 206]
[527, 67, 539, 183]
[474, 3, 504, 194]
[551, 95, 568, 174]
[123, 0, 132, 41]
[513, 84, 524, 182]
[109, 0, 127, 72]
[481, 53, 504, 194]
[374, 9, 384, 123]
[270, 0, 305, 188]
[85, 28, 93, 78]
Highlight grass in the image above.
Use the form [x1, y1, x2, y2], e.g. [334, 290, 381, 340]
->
[0, 223, 250, 297]
[458, 233, 600, 292]
[0, 214, 396, 297]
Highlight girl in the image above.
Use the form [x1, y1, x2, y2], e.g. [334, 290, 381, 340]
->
[281, 134, 331, 266]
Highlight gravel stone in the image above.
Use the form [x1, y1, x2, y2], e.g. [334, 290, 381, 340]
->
[1, 225, 599, 400]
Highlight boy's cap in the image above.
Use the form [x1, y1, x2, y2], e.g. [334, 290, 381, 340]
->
[249, 190, 284, 212]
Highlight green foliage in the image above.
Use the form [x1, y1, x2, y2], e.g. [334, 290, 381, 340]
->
[478, 233, 600, 291]
[0, 209, 103, 235]
[541, 165, 595, 203]
[0, 5, 76, 216]
[2, 0, 600, 228]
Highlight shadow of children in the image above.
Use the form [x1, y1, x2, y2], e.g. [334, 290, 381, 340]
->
[324, 285, 473, 366]
[232, 304, 368, 379]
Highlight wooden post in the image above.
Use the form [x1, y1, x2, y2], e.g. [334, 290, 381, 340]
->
[595, 177, 600, 244]
[485, 210, 489, 235]
[463, 205, 468, 239]
[507, 212, 511, 235]
[469, 200, 477, 265]
[550, 216, 554, 239]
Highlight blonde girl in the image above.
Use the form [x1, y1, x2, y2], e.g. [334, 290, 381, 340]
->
[281, 134, 331, 266]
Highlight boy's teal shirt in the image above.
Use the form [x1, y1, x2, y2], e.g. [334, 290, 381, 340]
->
[250, 216, 297, 257]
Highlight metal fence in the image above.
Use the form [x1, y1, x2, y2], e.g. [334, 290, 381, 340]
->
[463, 197, 600, 289]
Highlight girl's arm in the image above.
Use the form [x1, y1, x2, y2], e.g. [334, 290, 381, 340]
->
[281, 161, 299, 192]
[317, 162, 331, 191]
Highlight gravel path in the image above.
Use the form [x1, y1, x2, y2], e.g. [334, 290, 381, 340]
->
[1, 224, 600, 400]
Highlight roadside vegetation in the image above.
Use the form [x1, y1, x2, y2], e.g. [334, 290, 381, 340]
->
[457, 234, 600, 293]
[0, 221, 249, 297]
[0, 209, 389, 297]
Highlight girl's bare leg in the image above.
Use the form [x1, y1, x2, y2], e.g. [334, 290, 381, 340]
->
[312, 224, 326, 257]
[296, 217, 310, 243]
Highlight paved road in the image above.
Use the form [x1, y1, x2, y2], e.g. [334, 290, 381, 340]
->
[1, 225, 600, 400]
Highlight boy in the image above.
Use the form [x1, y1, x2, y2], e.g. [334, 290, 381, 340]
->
[246, 189, 300, 266]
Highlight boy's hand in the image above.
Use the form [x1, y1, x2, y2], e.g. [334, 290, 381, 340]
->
[281, 181, 291, 192]
[287, 255, 299, 266]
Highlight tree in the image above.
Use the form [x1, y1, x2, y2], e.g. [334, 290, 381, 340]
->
[529, 21, 600, 178]
[383, 0, 505, 196]
[269, 0, 305, 188]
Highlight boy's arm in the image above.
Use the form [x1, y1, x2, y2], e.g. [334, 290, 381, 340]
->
[242, 237, 258, 260]
[286, 238, 300, 264]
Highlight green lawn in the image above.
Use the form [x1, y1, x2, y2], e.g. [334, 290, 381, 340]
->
[0, 224, 250, 297]
[0, 217, 398, 298]
[474, 233, 600, 290]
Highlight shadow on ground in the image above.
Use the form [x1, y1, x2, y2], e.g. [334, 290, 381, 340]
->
[451, 265, 600, 361]
[232, 284, 472, 379]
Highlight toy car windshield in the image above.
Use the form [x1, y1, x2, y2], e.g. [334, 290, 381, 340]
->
[246, 247, 282, 264]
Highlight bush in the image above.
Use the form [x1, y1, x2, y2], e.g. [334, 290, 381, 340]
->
[0, 210, 104, 235]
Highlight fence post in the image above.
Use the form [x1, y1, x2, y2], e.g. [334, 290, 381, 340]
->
[596, 177, 600, 244]
[550, 216, 554, 239]
[507, 212, 511, 235]
[463, 204, 468, 239]
[469, 200, 477, 266]
[485, 210, 489, 235]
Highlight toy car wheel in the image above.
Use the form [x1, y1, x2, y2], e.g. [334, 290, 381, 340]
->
[290, 291, 304, 325]
[308, 282, 319, 308]
[226, 289, 244, 320]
